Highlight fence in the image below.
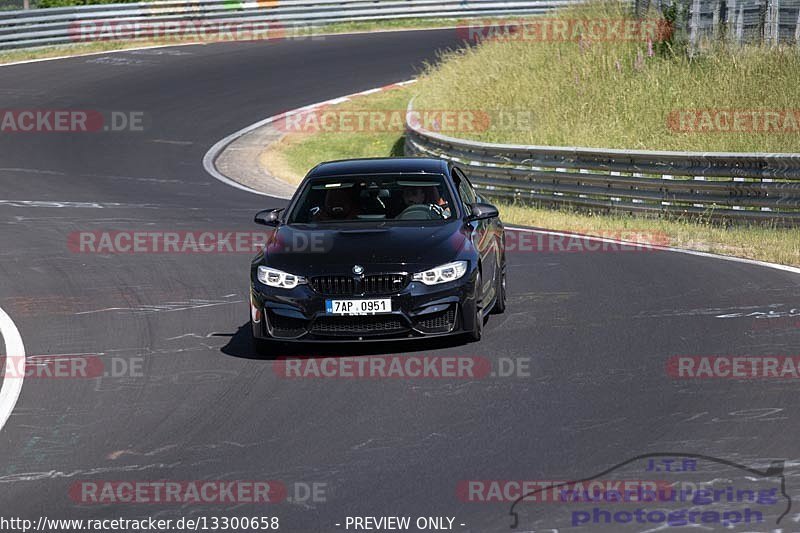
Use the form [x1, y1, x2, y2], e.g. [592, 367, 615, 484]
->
[683, 0, 800, 46]
[404, 104, 800, 224]
[0, 0, 581, 50]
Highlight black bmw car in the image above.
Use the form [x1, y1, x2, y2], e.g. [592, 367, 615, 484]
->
[249, 157, 506, 348]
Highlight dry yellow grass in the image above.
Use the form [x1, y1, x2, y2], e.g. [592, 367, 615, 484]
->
[498, 202, 800, 266]
[260, 135, 307, 186]
[414, 2, 800, 152]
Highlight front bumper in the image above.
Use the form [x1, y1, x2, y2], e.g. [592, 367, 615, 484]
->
[250, 272, 479, 342]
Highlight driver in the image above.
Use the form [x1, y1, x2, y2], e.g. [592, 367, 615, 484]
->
[397, 185, 451, 219]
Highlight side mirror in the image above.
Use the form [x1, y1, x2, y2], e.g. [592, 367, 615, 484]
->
[466, 202, 499, 221]
[254, 208, 283, 226]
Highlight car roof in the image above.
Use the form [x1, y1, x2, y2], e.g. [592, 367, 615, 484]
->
[306, 157, 448, 178]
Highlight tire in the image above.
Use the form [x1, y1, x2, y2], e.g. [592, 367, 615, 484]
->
[250, 316, 273, 356]
[467, 272, 484, 342]
[492, 265, 506, 314]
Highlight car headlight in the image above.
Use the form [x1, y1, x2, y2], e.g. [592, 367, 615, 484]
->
[257, 266, 306, 289]
[413, 261, 468, 285]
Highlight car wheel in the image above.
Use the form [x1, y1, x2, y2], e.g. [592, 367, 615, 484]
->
[492, 266, 506, 314]
[468, 273, 484, 342]
[250, 315, 273, 355]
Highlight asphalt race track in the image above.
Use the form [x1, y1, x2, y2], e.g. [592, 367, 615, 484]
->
[1, 29, 799, 532]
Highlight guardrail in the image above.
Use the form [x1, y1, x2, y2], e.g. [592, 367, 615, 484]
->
[404, 104, 800, 224]
[685, 0, 800, 47]
[0, 0, 579, 50]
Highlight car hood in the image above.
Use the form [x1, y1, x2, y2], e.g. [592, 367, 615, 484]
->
[260, 221, 469, 275]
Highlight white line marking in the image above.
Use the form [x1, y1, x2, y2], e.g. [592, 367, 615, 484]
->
[202, 79, 417, 200]
[325, 97, 350, 105]
[202, 122, 290, 198]
[507, 226, 800, 275]
[0, 305, 26, 433]
[75, 299, 243, 315]
[0, 200, 162, 209]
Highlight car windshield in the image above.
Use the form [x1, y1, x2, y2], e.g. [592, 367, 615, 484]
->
[287, 174, 456, 223]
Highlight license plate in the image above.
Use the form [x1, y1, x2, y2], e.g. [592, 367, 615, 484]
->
[325, 298, 392, 315]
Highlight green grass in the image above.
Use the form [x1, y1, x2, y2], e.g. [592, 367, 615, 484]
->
[412, 1, 800, 152]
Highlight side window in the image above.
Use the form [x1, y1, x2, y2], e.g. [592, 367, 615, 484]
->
[453, 168, 477, 208]
[466, 177, 482, 203]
